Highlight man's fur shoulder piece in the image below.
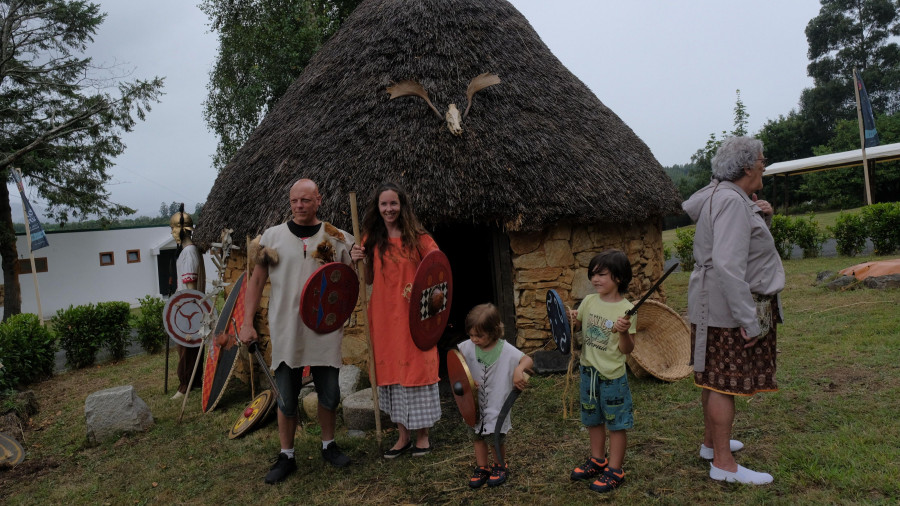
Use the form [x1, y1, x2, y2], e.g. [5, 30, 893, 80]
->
[249, 234, 278, 268]
[312, 240, 335, 265]
[323, 222, 346, 242]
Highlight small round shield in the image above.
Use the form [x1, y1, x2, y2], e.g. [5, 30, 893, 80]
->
[164, 289, 213, 347]
[299, 262, 359, 334]
[227, 389, 276, 439]
[546, 289, 572, 354]
[447, 349, 478, 427]
[409, 250, 453, 351]
[0, 431, 25, 466]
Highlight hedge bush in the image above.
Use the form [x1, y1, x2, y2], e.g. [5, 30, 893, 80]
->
[96, 301, 132, 361]
[53, 305, 102, 369]
[769, 214, 794, 260]
[791, 214, 828, 259]
[53, 302, 132, 368]
[0, 314, 57, 391]
[133, 295, 167, 354]
[861, 202, 900, 255]
[829, 212, 868, 257]
[673, 228, 695, 271]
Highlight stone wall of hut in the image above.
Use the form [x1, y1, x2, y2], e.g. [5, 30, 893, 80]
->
[509, 220, 666, 352]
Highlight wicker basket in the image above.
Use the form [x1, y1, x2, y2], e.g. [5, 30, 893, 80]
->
[626, 299, 693, 382]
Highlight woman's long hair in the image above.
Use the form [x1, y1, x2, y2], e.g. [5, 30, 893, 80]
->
[361, 182, 429, 265]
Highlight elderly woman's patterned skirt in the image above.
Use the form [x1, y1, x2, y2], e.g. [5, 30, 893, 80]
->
[691, 323, 778, 396]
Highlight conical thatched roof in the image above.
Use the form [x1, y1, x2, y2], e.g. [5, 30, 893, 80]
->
[196, 0, 680, 248]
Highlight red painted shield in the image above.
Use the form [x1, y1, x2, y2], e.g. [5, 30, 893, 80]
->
[447, 349, 477, 427]
[163, 289, 213, 347]
[409, 250, 453, 351]
[299, 262, 359, 334]
[202, 273, 245, 413]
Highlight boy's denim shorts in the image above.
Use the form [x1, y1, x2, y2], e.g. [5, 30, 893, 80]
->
[579, 365, 634, 431]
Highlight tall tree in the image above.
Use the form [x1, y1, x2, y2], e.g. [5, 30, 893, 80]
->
[201, 0, 362, 171]
[801, 0, 900, 142]
[677, 90, 750, 199]
[0, 0, 164, 319]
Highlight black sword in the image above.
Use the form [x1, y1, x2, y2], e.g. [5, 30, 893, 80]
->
[625, 262, 679, 317]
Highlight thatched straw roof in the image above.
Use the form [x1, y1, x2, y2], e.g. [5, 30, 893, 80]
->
[196, 0, 681, 248]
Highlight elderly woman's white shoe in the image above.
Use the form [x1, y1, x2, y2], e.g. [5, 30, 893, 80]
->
[709, 463, 772, 485]
[699, 439, 744, 460]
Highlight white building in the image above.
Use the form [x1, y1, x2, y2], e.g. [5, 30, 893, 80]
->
[6, 226, 217, 319]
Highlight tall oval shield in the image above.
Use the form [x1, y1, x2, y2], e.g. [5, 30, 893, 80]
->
[163, 289, 213, 347]
[546, 289, 572, 354]
[299, 262, 359, 334]
[409, 250, 453, 351]
[202, 272, 245, 413]
[447, 349, 477, 427]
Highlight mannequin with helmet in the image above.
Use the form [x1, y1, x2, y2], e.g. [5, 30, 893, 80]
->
[170, 210, 205, 399]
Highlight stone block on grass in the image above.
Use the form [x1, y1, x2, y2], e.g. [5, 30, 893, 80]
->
[85, 385, 153, 445]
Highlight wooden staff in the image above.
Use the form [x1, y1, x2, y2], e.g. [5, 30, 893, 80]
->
[246, 235, 255, 400]
[350, 192, 381, 444]
[562, 305, 577, 419]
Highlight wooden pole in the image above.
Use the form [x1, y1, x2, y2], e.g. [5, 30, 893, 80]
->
[246, 235, 255, 400]
[562, 305, 576, 419]
[350, 192, 381, 444]
[852, 67, 873, 206]
[14, 168, 44, 324]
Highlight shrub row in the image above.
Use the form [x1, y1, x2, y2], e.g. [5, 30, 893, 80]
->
[0, 314, 57, 392]
[132, 295, 168, 354]
[52, 301, 132, 370]
[674, 202, 900, 264]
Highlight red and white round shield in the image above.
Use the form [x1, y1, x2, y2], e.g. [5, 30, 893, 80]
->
[163, 289, 213, 347]
[409, 250, 453, 351]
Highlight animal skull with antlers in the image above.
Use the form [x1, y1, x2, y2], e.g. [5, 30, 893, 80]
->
[386, 73, 501, 136]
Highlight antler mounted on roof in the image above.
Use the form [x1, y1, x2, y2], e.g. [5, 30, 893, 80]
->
[386, 73, 501, 136]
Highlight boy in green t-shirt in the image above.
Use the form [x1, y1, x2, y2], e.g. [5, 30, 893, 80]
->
[567, 249, 637, 493]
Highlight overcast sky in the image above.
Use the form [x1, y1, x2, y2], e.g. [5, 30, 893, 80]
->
[13, 0, 823, 222]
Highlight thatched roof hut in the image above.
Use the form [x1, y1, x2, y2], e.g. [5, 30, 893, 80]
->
[196, 0, 681, 355]
[197, 0, 679, 245]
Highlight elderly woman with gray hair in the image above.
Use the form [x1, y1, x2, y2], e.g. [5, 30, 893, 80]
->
[682, 136, 784, 485]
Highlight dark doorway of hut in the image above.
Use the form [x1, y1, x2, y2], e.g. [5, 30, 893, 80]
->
[431, 224, 516, 380]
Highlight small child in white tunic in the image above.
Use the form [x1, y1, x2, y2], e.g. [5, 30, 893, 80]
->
[458, 303, 533, 488]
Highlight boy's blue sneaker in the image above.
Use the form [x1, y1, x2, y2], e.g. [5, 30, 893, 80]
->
[487, 464, 508, 487]
[570, 456, 607, 481]
[589, 466, 625, 493]
[469, 465, 491, 488]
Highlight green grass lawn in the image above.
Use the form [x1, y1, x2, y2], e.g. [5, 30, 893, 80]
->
[2, 254, 899, 504]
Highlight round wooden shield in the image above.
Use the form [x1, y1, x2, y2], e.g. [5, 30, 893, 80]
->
[227, 389, 276, 439]
[409, 250, 453, 351]
[163, 289, 214, 347]
[546, 289, 572, 354]
[299, 262, 359, 334]
[202, 273, 246, 413]
[0, 431, 25, 466]
[447, 349, 477, 427]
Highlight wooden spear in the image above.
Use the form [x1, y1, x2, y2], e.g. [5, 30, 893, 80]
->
[350, 192, 381, 444]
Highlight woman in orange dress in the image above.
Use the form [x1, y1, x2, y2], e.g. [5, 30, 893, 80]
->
[350, 182, 441, 458]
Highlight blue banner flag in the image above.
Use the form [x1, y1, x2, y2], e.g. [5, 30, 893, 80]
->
[10, 170, 49, 251]
[855, 69, 879, 148]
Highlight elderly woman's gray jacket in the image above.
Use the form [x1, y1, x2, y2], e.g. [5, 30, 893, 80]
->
[682, 180, 785, 372]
